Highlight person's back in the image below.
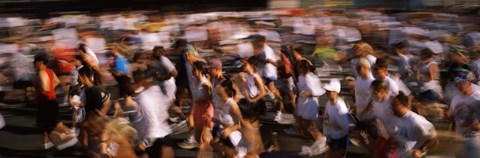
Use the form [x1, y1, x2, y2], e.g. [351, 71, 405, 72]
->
[35, 68, 56, 102]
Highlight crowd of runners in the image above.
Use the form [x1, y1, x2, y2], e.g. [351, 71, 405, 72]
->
[0, 8, 479, 158]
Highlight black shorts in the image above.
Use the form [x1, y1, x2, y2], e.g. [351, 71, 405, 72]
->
[327, 135, 349, 150]
[113, 75, 133, 97]
[263, 77, 276, 85]
[13, 80, 33, 89]
[36, 99, 59, 133]
[145, 136, 175, 158]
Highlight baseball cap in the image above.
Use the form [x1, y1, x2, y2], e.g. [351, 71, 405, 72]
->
[323, 79, 341, 93]
[208, 58, 222, 69]
[453, 68, 475, 83]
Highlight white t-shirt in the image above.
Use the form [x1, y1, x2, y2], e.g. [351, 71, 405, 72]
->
[351, 55, 376, 77]
[261, 45, 279, 80]
[450, 90, 480, 137]
[324, 97, 350, 139]
[384, 76, 400, 96]
[297, 72, 325, 107]
[443, 82, 480, 105]
[137, 86, 171, 139]
[390, 75, 411, 96]
[245, 73, 260, 99]
[372, 96, 400, 139]
[355, 75, 375, 114]
[396, 111, 436, 157]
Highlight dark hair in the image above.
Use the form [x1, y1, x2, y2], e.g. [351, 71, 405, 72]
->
[78, 43, 87, 53]
[153, 46, 164, 53]
[374, 58, 389, 69]
[34, 53, 49, 65]
[298, 59, 315, 73]
[392, 41, 407, 50]
[243, 57, 258, 73]
[193, 61, 208, 75]
[133, 52, 145, 62]
[239, 100, 266, 122]
[248, 34, 266, 43]
[392, 91, 409, 107]
[370, 80, 388, 92]
[172, 39, 188, 49]
[220, 77, 237, 98]
[78, 66, 94, 79]
[421, 48, 434, 59]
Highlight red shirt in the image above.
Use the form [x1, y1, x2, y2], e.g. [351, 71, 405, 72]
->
[35, 68, 56, 101]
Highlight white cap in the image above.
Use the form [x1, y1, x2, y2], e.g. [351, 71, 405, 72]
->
[323, 79, 341, 93]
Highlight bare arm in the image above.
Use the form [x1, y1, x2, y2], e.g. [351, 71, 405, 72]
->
[170, 68, 178, 78]
[428, 63, 439, 81]
[52, 73, 60, 89]
[250, 75, 266, 102]
[39, 71, 50, 92]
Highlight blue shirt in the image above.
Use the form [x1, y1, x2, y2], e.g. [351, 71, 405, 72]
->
[115, 55, 129, 74]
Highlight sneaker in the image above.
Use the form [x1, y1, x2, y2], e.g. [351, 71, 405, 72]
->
[50, 132, 79, 150]
[178, 135, 199, 149]
[44, 141, 54, 150]
[70, 128, 80, 137]
[349, 138, 361, 146]
[309, 138, 329, 156]
[169, 116, 180, 123]
[171, 120, 189, 135]
[275, 112, 295, 125]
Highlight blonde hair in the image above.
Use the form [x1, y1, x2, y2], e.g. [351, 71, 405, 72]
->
[357, 58, 371, 69]
[105, 119, 138, 146]
[354, 42, 374, 55]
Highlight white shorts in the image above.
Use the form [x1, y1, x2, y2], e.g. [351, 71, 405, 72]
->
[295, 98, 319, 120]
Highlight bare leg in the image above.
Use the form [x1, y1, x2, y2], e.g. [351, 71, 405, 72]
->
[268, 83, 284, 112]
[161, 146, 175, 158]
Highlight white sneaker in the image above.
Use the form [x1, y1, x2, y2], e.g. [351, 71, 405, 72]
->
[300, 137, 328, 156]
[275, 112, 296, 125]
[178, 135, 199, 149]
[310, 138, 329, 156]
[70, 128, 80, 137]
[44, 141, 54, 150]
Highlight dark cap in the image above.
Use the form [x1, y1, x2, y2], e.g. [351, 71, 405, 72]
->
[243, 34, 266, 42]
[171, 39, 188, 49]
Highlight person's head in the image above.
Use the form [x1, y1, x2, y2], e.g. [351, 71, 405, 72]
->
[353, 42, 374, 57]
[449, 46, 469, 64]
[371, 80, 388, 100]
[78, 43, 87, 54]
[73, 54, 84, 67]
[391, 91, 410, 117]
[152, 46, 165, 59]
[420, 48, 434, 60]
[78, 66, 94, 85]
[373, 58, 389, 79]
[297, 59, 315, 75]
[242, 57, 257, 74]
[453, 68, 475, 94]
[192, 61, 208, 79]
[217, 77, 237, 99]
[33, 53, 49, 70]
[208, 58, 223, 78]
[356, 58, 371, 78]
[105, 118, 138, 147]
[171, 39, 188, 53]
[239, 99, 266, 122]
[249, 35, 266, 48]
[392, 41, 408, 55]
[324, 79, 341, 102]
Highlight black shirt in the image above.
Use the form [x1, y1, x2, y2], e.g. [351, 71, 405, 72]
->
[84, 86, 103, 115]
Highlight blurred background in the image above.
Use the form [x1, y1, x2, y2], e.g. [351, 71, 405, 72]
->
[0, 0, 479, 157]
